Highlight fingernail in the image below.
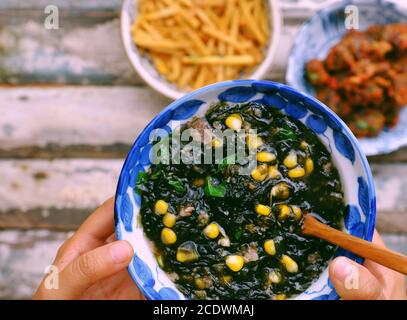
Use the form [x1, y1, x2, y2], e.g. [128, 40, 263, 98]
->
[110, 241, 133, 264]
[332, 256, 352, 281]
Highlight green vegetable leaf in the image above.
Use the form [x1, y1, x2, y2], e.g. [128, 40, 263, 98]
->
[135, 171, 148, 195]
[218, 154, 236, 171]
[278, 127, 297, 142]
[204, 177, 227, 197]
[234, 228, 244, 241]
[167, 176, 186, 193]
[150, 166, 162, 180]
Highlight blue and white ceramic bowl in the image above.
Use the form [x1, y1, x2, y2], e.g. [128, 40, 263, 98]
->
[286, 0, 407, 156]
[115, 80, 376, 300]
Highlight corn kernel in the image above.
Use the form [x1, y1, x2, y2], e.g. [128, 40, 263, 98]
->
[257, 151, 276, 163]
[268, 270, 282, 284]
[271, 182, 290, 199]
[281, 254, 298, 273]
[255, 204, 271, 216]
[176, 241, 199, 262]
[246, 134, 264, 150]
[251, 164, 268, 181]
[300, 141, 309, 150]
[155, 200, 168, 215]
[195, 278, 206, 290]
[225, 255, 245, 272]
[163, 213, 177, 228]
[203, 222, 220, 239]
[275, 294, 287, 300]
[195, 290, 207, 299]
[268, 165, 281, 179]
[156, 255, 164, 268]
[283, 151, 297, 169]
[221, 275, 232, 285]
[278, 204, 291, 221]
[161, 227, 177, 245]
[212, 138, 223, 148]
[305, 158, 314, 175]
[291, 206, 302, 221]
[288, 167, 305, 179]
[225, 114, 242, 131]
[264, 239, 276, 255]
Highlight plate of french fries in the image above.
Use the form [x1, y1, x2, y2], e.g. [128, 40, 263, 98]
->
[121, 0, 281, 100]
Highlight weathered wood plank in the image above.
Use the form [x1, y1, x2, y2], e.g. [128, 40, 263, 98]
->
[0, 86, 405, 162]
[0, 19, 139, 85]
[371, 164, 407, 213]
[0, 159, 122, 212]
[0, 208, 90, 231]
[0, 160, 406, 232]
[368, 148, 407, 163]
[0, 229, 405, 299]
[0, 87, 170, 149]
[0, 13, 292, 86]
[0, 144, 130, 160]
[0, 230, 71, 299]
[0, 0, 121, 10]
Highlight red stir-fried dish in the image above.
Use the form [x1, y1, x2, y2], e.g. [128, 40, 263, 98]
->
[306, 23, 407, 138]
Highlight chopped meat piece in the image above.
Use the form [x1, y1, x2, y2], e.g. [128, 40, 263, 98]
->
[316, 87, 342, 114]
[347, 110, 386, 138]
[306, 23, 407, 137]
[393, 72, 407, 107]
[242, 243, 259, 262]
[179, 205, 195, 217]
[364, 41, 392, 60]
[186, 117, 211, 143]
[306, 60, 331, 85]
[325, 44, 356, 71]
[197, 210, 209, 226]
[382, 23, 407, 51]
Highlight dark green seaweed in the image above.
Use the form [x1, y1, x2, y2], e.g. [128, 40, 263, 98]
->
[137, 102, 345, 300]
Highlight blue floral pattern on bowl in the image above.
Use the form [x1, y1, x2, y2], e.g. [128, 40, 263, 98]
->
[286, 0, 407, 156]
[115, 80, 376, 300]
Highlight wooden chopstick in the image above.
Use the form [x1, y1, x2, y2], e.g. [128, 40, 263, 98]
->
[302, 215, 407, 275]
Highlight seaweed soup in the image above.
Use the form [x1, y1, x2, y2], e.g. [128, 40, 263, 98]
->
[136, 101, 346, 300]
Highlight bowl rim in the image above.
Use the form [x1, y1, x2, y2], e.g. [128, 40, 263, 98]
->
[114, 79, 376, 300]
[286, 0, 407, 156]
[120, 0, 282, 100]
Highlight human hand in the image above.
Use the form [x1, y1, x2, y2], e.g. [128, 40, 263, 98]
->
[34, 198, 145, 300]
[329, 230, 407, 300]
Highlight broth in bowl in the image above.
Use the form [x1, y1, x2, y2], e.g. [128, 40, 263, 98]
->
[136, 101, 346, 300]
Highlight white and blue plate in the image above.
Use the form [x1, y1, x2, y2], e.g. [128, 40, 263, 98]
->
[115, 80, 376, 300]
[286, 0, 407, 156]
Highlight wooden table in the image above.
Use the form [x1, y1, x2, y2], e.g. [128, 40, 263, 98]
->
[0, 0, 406, 299]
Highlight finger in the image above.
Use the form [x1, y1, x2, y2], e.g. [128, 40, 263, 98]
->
[105, 233, 117, 244]
[363, 230, 388, 281]
[364, 230, 406, 299]
[53, 197, 116, 269]
[36, 240, 133, 300]
[75, 197, 115, 241]
[82, 270, 146, 300]
[329, 256, 386, 300]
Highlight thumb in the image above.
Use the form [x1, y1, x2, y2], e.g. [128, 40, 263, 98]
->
[329, 256, 386, 300]
[42, 240, 133, 299]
